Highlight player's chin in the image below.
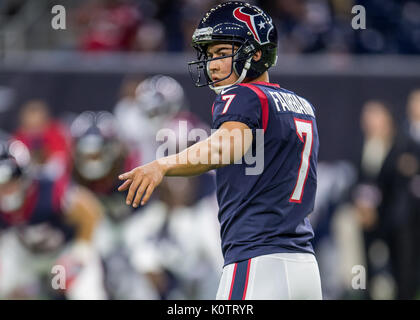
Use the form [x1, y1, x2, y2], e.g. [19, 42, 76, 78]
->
[213, 79, 232, 87]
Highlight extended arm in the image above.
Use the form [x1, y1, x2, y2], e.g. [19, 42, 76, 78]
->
[118, 121, 253, 207]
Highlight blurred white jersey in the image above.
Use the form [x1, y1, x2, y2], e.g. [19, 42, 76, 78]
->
[113, 97, 158, 164]
[123, 195, 223, 299]
[92, 213, 160, 300]
[0, 230, 106, 299]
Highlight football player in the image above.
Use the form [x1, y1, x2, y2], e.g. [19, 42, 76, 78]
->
[12, 100, 72, 181]
[0, 139, 105, 299]
[70, 111, 157, 299]
[114, 75, 185, 165]
[118, 1, 322, 299]
[122, 112, 222, 299]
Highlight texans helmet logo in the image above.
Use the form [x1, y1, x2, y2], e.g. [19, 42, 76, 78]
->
[233, 7, 273, 45]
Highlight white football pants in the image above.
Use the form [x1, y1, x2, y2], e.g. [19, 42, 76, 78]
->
[216, 252, 322, 300]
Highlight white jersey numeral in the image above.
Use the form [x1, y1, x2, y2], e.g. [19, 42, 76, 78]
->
[221, 94, 236, 114]
[290, 118, 313, 203]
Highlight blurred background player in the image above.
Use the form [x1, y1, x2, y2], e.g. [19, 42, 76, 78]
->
[401, 90, 420, 298]
[0, 138, 105, 299]
[372, 90, 420, 300]
[112, 77, 145, 159]
[12, 99, 73, 181]
[122, 112, 222, 299]
[114, 75, 185, 165]
[111, 75, 219, 299]
[351, 101, 397, 299]
[70, 110, 156, 299]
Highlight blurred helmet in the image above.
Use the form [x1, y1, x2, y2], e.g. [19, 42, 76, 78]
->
[135, 75, 185, 127]
[188, 1, 278, 93]
[71, 111, 123, 181]
[0, 139, 31, 212]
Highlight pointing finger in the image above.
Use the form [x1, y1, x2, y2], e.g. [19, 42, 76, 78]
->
[132, 178, 150, 208]
[126, 177, 142, 205]
[140, 183, 155, 206]
[118, 179, 132, 192]
[119, 170, 133, 180]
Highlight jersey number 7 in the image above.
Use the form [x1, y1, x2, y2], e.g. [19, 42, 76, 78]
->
[221, 94, 236, 114]
[290, 118, 313, 203]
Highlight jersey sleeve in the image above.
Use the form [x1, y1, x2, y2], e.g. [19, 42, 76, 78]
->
[212, 85, 262, 130]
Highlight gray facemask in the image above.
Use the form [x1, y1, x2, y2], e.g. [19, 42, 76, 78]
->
[77, 158, 113, 181]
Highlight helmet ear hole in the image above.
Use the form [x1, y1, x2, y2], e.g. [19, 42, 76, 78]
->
[252, 50, 262, 62]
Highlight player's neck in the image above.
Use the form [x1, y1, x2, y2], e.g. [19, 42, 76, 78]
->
[243, 72, 270, 84]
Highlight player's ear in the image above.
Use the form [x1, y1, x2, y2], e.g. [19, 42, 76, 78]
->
[252, 50, 262, 62]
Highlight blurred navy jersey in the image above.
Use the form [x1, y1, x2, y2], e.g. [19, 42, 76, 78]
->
[211, 82, 319, 266]
[0, 177, 75, 253]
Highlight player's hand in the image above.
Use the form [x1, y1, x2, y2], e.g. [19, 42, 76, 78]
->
[118, 160, 166, 208]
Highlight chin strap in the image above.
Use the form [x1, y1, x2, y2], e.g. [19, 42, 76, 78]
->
[210, 57, 252, 94]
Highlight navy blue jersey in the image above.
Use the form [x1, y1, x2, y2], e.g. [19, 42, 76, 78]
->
[211, 81, 319, 266]
[0, 177, 76, 253]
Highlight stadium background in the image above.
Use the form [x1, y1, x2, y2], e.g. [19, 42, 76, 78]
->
[0, 0, 419, 300]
